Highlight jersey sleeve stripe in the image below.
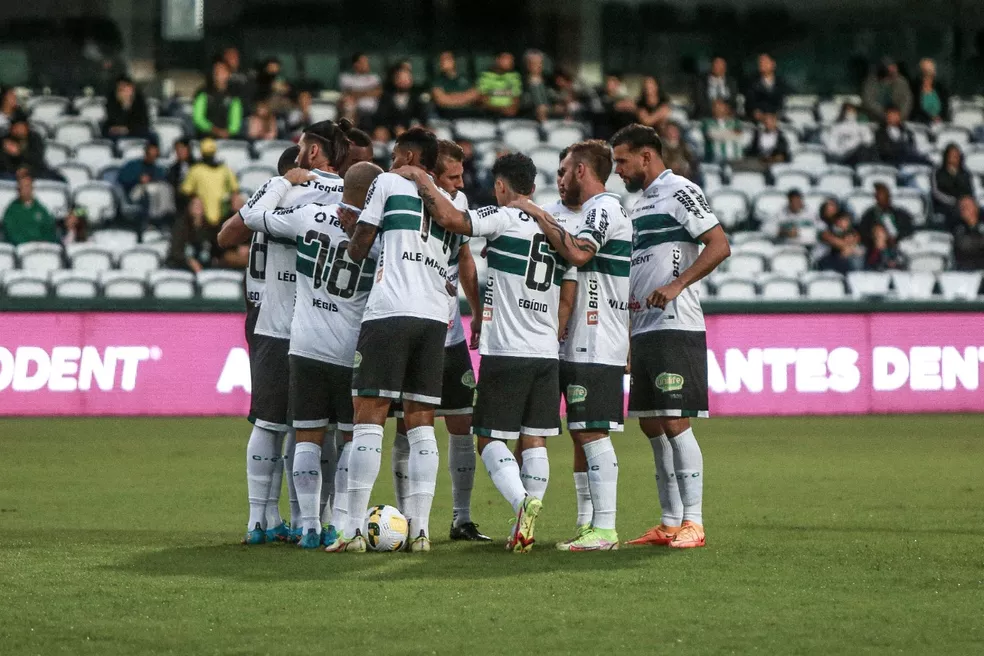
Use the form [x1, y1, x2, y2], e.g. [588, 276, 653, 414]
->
[488, 235, 531, 256]
[634, 226, 700, 249]
[382, 213, 422, 231]
[633, 213, 682, 232]
[597, 239, 632, 257]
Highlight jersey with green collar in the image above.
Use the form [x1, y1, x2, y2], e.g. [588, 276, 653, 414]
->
[242, 169, 344, 339]
[241, 177, 377, 366]
[562, 191, 632, 366]
[467, 204, 570, 359]
[358, 172, 462, 324]
[629, 169, 719, 336]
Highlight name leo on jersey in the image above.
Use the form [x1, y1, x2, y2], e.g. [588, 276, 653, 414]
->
[312, 298, 339, 312]
[277, 271, 296, 282]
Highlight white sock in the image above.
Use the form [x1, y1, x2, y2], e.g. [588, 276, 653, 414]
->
[292, 442, 322, 533]
[392, 432, 410, 513]
[283, 429, 301, 527]
[481, 440, 527, 514]
[320, 430, 339, 523]
[669, 428, 703, 525]
[448, 433, 475, 527]
[649, 434, 683, 527]
[264, 432, 285, 529]
[330, 442, 351, 532]
[520, 446, 549, 500]
[573, 472, 593, 527]
[246, 426, 279, 530]
[347, 424, 384, 538]
[584, 437, 618, 530]
[406, 426, 440, 538]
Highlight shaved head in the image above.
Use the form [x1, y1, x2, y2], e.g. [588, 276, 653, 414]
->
[342, 161, 384, 208]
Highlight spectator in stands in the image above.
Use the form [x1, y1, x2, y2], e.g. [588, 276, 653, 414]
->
[167, 138, 195, 190]
[592, 73, 637, 140]
[179, 138, 238, 228]
[819, 197, 841, 227]
[551, 70, 586, 121]
[432, 51, 479, 119]
[119, 140, 173, 229]
[859, 182, 914, 250]
[103, 76, 150, 140]
[286, 89, 313, 137]
[693, 55, 738, 119]
[636, 76, 671, 130]
[952, 195, 984, 270]
[375, 66, 426, 137]
[931, 144, 974, 223]
[457, 139, 486, 206]
[659, 121, 700, 183]
[61, 207, 89, 246]
[910, 58, 950, 124]
[166, 196, 216, 273]
[875, 106, 923, 166]
[824, 102, 875, 165]
[339, 53, 383, 126]
[221, 46, 249, 99]
[744, 53, 789, 122]
[478, 51, 523, 118]
[118, 141, 167, 196]
[0, 86, 21, 135]
[253, 58, 292, 116]
[2, 173, 57, 245]
[193, 59, 244, 139]
[1, 115, 47, 178]
[864, 223, 905, 271]
[745, 111, 790, 167]
[521, 49, 555, 122]
[701, 98, 744, 164]
[817, 210, 864, 274]
[769, 189, 820, 246]
[862, 58, 912, 121]
[215, 193, 250, 269]
[247, 100, 280, 141]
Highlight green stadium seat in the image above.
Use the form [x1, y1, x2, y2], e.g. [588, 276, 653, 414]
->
[0, 47, 30, 87]
[303, 53, 341, 88]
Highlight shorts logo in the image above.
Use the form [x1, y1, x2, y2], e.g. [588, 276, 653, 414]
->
[483, 307, 493, 322]
[655, 372, 684, 392]
[567, 385, 588, 404]
[353, 351, 363, 368]
[461, 370, 476, 389]
[586, 310, 598, 326]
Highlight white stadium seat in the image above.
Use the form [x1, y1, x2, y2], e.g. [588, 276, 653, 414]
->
[729, 171, 768, 198]
[2, 270, 48, 297]
[726, 252, 766, 275]
[714, 275, 757, 300]
[708, 189, 748, 229]
[893, 189, 927, 225]
[908, 252, 946, 272]
[0, 181, 17, 215]
[702, 169, 722, 194]
[545, 124, 585, 150]
[856, 163, 897, 179]
[29, 96, 70, 123]
[308, 101, 338, 123]
[197, 270, 245, 300]
[773, 171, 813, 193]
[50, 269, 99, 299]
[845, 192, 876, 220]
[432, 124, 454, 142]
[33, 180, 71, 218]
[54, 121, 97, 150]
[816, 100, 841, 125]
[759, 274, 801, 299]
[815, 172, 854, 198]
[0, 243, 16, 271]
[890, 271, 936, 300]
[67, 244, 114, 272]
[454, 119, 498, 141]
[964, 151, 984, 176]
[117, 246, 162, 274]
[737, 240, 776, 259]
[73, 140, 116, 174]
[950, 107, 984, 130]
[78, 99, 107, 124]
[45, 142, 71, 168]
[937, 271, 982, 300]
[529, 147, 562, 174]
[501, 125, 541, 152]
[935, 127, 971, 150]
[847, 271, 892, 298]
[119, 140, 148, 162]
[784, 107, 816, 132]
[770, 247, 810, 275]
[215, 139, 253, 174]
[149, 270, 195, 299]
[791, 151, 828, 177]
[239, 165, 277, 192]
[56, 162, 93, 192]
[90, 228, 139, 251]
[100, 271, 146, 299]
[16, 242, 63, 272]
[153, 118, 186, 156]
[73, 182, 118, 226]
[752, 189, 787, 223]
[803, 272, 847, 299]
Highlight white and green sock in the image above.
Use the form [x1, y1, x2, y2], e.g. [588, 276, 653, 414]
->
[520, 446, 549, 500]
[406, 426, 439, 538]
[448, 433, 475, 527]
[347, 424, 384, 538]
[481, 441, 527, 514]
[573, 472, 593, 527]
[292, 442, 322, 534]
[392, 432, 410, 513]
[320, 430, 339, 523]
[584, 437, 618, 531]
[264, 431, 285, 529]
[669, 428, 703, 525]
[245, 425, 279, 530]
[283, 429, 301, 528]
[649, 434, 683, 527]
[330, 442, 351, 534]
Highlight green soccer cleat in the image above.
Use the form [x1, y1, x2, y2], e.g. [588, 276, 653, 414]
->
[324, 529, 367, 553]
[568, 527, 620, 552]
[241, 522, 266, 545]
[320, 524, 339, 547]
[265, 521, 291, 543]
[298, 528, 322, 549]
[555, 524, 592, 551]
[506, 496, 542, 554]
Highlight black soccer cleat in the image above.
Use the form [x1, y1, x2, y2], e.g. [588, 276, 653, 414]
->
[449, 521, 492, 542]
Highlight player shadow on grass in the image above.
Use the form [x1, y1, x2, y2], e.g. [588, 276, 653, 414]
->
[110, 542, 671, 582]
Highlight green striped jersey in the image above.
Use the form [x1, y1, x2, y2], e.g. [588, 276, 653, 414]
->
[629, 169, 719, 335]
[445, 191, 471, 347]
[562, 192, 632, 366]
[358, 172, 462, 324]
[467, 203, 570, 359]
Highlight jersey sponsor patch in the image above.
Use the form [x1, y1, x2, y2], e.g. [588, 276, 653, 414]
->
[587, 309, 599, 325]
[567, 384, 588, 404]
[461, 370, 476, 389]
[655, 372, 685, 392]
[353, 351, 363, 368]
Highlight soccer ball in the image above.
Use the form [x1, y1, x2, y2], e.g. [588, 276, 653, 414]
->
[364, 504, 409, 552]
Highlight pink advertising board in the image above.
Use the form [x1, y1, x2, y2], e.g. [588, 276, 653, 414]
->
[0, 312, 982, 417]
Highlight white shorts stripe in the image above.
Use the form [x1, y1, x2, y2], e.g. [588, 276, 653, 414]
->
[567, 421, 625, 432]
[627, 410, 710, 419]
[402, 392, 443, 405]
[252, 418, 290, 432]
[521, 426, 560, 437]
[436, 407, 473, 417]
[352, 388, 402, 400]
[292, 419, 330, 429]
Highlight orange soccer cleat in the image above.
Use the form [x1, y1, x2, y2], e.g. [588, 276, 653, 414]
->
[625, 524, 680, 546]
[668, 521, 705, 549]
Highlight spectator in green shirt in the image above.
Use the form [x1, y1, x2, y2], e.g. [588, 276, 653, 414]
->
[3, 173, 58, 245]
[478, 52, 522, 117]
[432, 51, 479, 119]
[192, 58, 244, 139]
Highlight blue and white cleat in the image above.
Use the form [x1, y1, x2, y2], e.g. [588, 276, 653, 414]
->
[298, 528, 322, 549]
[241, 522, 266, 545]
[265, 521, 291, 543]
[321, 524, 339, 547]
[288, 524, 304, 544]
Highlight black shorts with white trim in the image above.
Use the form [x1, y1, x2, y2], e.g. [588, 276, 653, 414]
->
[352, 316, 447, 406]
[288, 355, 355, 431]
[628, 329, 709, 419]
[560, 361, 625, 432]
[473, 355, 560, 440]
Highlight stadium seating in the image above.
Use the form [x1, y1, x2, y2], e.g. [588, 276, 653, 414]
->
[33, 180, 71, 218]
[90, 228, 139, 251]
[148, 270, 195, 299]
[54, 120, 97, 150]
[238, 165, 277, 192]
[770, 247, 810, 274]
[197, 270, 245, 300]
[803, 272, 847, 299]
[759, 274, 801, 299]
[116, 247, 163, 274]
[100, 271, 146, 299]
[153, 118, 186, 156]
[847, 271, 892, 298]
[729, 171, 768, 197]
[16, 242, 63, 273]
[890, 270, 936, 299]
[0, 243, 15, 271]
[67, 244, 114, 272]
[57, 162, 94, 192]
[726, 251, 766, 275]
[937, 271, 983, 300]
[50, 269, 99, 298]
[708, 189, 748, 229]
[2, 270, 48, 297]
[73, 182, 119, 226]
[714, 274, 757, 300]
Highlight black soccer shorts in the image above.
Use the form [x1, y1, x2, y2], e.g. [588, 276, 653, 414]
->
[628, 330, 709, 419]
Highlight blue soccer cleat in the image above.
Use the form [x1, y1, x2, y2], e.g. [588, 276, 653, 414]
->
[298, 528, 322, 549]
[288, 524, 304, 544]
[241, 522, 266, 545]
[265, 521, 291, 543]
[321, 524, 339, 547]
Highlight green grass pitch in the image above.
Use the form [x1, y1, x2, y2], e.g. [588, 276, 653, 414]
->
[1, 415, 982, 654]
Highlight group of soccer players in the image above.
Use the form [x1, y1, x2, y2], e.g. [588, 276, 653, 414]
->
[218, 116, 730, 554]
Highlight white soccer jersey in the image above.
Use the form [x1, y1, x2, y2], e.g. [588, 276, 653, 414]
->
[242, 178, 378, 366]
[245, 231, 265, 306]
[562, 192, 632, 366]
[358, 172, 462, 325]
[629, 169, 719, 336]
[540, 199, 582, 360]
[246, 170, 344, 339]
[445, 191, 470, 347]
[468, 204, 570, 359]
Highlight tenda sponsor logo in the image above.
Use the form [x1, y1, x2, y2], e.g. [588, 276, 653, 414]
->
[0, 346, 161, 392]
[708, 346, 984, 394]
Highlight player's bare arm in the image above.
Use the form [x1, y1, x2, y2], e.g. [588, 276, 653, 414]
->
[457, 245, 482, 347]
[282, 167, 316, 186]
[217, 212, 250, 248]
[346, 222, 378, 262]
[647, 225, 731, 309]
[509, 198, 597, 267]
[393, 165, 473, 235]
[558, 279, 577, 341]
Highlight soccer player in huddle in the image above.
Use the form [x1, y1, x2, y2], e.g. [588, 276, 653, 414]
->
[396, 153, 570, 553]
[513, 139, 632, 551]
[611, 124, 730, 549]
[339, 128, 465, 552]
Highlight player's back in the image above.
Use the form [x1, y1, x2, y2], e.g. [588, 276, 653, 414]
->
[359, 172, 461, 325]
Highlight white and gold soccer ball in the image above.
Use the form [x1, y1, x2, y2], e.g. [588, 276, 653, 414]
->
[364, 504, 409, 552]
